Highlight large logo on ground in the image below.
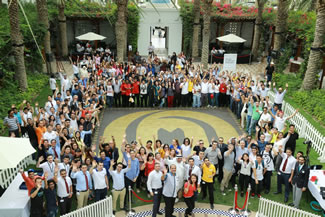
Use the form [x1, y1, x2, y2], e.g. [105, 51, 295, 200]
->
[103, 110, 239, 147]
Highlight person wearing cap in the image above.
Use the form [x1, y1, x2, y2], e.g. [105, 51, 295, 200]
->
[164, 153, 186, 203]
[19, 169, 44, 195]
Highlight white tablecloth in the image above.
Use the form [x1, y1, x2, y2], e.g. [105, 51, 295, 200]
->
[308, 170, 325, 210]
[0, 173, 30, 217]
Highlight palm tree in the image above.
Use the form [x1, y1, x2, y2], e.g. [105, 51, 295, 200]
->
[191, 0, 201, 60]
[251, 0, 266, 60]
[274, 0, 289, 51]
[301, 0, 325, 90]
[36, 0, 55, 74]
[201, 0, 213, 68]
[58, 0, 68, 57]
[8, 0, 28, 91]
[290, 0, 317, 11]
[115, 0, 128, 62]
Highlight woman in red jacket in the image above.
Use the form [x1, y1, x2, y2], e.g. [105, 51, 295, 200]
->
[219, 80, 227, 107]
[183, 174, 198, 217]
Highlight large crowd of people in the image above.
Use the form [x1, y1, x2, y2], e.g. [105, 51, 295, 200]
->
[2, 44, 309, 217]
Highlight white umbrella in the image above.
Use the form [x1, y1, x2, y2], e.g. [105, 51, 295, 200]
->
[217, 34, 246, 43]
[76, 32, 106, 41]
[0, 137, 36, 170]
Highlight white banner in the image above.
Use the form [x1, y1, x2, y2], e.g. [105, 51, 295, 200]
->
[223, 54, 237, 71]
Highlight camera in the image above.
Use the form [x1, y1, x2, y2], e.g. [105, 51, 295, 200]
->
[303, 140, 311, 145]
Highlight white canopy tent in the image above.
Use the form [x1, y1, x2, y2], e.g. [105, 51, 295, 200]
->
[217, 34, 246, 43]
[76, 32, 106, 41]
[0, 137, 36, 170]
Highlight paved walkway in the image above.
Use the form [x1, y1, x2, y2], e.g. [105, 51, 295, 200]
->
[115, 202, 256, 217]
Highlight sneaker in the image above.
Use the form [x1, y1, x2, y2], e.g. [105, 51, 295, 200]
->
[210, 204, 214, 209]
[257, 194, 261, 198]
[221, 191, 226, 196]
[136, 189, 140, 193]
[227, 188, 232, 192]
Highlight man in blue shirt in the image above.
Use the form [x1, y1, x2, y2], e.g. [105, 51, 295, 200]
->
[123, 150, 140, 210]
[93, 150, 111, 177]
[71, 164, 93, 208]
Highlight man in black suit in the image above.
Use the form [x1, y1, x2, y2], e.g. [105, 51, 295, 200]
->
[289, 156, 310, 208]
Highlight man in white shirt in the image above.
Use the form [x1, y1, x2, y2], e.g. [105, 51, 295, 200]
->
[251, 154, 266, 198]
[90, 161, 109, 202]
[185, 158, 202, 187]
[201, 78, 209, 107]
[180, 78, 189, 107]
[274, 147, 296, 203]
[106, 80, 114, 108]
[273, 82, 288, 110]
[57, 156, 70, 178]
[36, 155, 56, 180]
[53, 166, 73, 215]
[271, 109, 299, 132]
[147, 163, 163, 217]
[258, 107, 271, 128]
[43, 126, 58, 144]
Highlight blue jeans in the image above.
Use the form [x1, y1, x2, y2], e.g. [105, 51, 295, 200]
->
[214, 93, 219, 107]
[246, 115, 252, 131]
[47, 207, 58, 217]
[159, 97, 166, 107]
[249, 118, 258, 135]
[193, 95, 201, 107]
[106, 96, 113, 107]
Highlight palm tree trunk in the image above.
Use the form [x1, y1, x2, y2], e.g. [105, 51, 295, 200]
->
[301, 0, 325, 90]
[116, 0, 128, 62]
[201, 0, 213, 68]
[251, 0, 265, 61]
[36, 0, 55, 74]
[274, 0, 289, 51]
[58, 0, 68, 57]
[192, 0, 201, 60]
[8, 0, 28, 91]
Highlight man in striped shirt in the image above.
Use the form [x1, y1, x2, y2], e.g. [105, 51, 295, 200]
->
[4, 109, 21, 137]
